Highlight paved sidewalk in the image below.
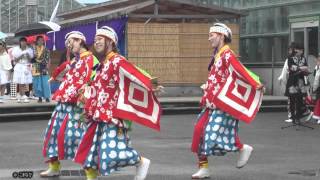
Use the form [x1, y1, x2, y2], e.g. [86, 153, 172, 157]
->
[0, 95, 287, 107]
[0, 95, 288, 121]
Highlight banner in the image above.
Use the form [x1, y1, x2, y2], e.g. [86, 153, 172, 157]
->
[113, 62, 161, 131]
[214, 58, 263, 123]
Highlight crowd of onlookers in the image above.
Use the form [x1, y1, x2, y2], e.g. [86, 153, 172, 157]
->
[0, 36, 51, 103]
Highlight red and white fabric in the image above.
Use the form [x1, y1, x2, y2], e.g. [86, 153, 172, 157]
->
[113, 61, 161, 130]
[201, 45, 262, 123]
[52, 51, 95, 103]
[313, 99, 320, 120]
[84, 53, 161, 131]
[51, 60, 73, 82]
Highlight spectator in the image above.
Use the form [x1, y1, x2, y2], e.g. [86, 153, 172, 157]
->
[12, 37, 33, 103]
[279, 42, 313, 123]
[285, 43, 310, 124]
[32, 35, 51, 102]
[6, 47, 17, 99]
[0, 40, 13, 103]
[279, 43, 295, 122]
[312, 54, 320, 124]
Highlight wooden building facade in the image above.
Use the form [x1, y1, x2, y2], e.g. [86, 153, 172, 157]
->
[57, 0, 243, 85]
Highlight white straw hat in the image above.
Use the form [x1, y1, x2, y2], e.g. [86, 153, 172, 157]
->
[65, 31, 86, 43]
[96, 26, 118, 45]
[209, 23, 232, 40]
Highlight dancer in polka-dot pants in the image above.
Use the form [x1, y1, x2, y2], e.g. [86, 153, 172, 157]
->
[191, 23, 263, 179]
[74, 26, 152, 180]
[43, 103, 83, 160]
[198, 109, 243, 156]
[41, 31, 99, 177]
[75, 121, 142, 177]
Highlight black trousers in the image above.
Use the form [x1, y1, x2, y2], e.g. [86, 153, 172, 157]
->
[289, 94, 304, 123]
[287, 96, 310, 120]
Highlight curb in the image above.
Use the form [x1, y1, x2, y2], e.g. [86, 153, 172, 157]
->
[0, 105, 288, 122]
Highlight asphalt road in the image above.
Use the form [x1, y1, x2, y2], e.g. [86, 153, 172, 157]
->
[0, 112, 319, 180]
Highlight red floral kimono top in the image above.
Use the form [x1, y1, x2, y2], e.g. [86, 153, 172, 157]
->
[52, 51, 98, 104]
[84, 52, 125, 125]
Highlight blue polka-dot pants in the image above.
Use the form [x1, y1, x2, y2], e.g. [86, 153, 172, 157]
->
[78, 121, 140, 176]
[42, 102, 84, 160]
[198, 109, 242, 156]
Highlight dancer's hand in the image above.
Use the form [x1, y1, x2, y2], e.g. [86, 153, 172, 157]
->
[256, 84, 266, 93]
[153, 85, 164, 92]
[200, 83, 207, 90]
[256, 84, 264, 90]
[299, 66, 308, 71]
[78, 85, 91, 104]
[78, 87, 86, 104]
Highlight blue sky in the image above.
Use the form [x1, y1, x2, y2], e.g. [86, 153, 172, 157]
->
[77, 0, 110, 4]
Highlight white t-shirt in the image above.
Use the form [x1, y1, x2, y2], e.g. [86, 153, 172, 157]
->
[0, 51, 12, 70]
[12, 46, 34, 64]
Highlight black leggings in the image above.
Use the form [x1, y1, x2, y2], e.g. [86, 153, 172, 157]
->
[289, 94, 304, 123]
[287, 96, 309, 119]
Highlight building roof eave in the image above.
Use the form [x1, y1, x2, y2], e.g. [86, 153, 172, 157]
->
[58, 0, 130, 18]
[58, 0, 243, 26]
[59, 0, 155, 26]
[166, 0, 244, 16]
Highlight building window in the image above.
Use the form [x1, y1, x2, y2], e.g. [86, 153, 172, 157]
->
[64, 0, 72, 11]
[10, 0, 18, 32]
[241, 7, 289, 35]
[221, 0, 241, 8]
[27, 5, 38, 23]
[38, 6, 45, 21]
[19, 0, 25, 6]
[38, 0, 45, 6]
[240, 36, 288, 62]
[288, 2, 320, 16]
[18, 6, 27, 26]
[26, 0, 37, 6]
[1, 2, 9, 32]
